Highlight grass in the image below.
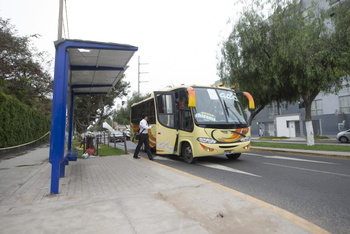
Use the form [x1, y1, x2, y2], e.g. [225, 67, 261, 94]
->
[93, 144, 126, 156]
[260, 136, 289, 140]
[76, 144, 126, 157]
[314, 136, 330, 140]
[72, 136, 126, 157]
[260, 136, 330, 140]
[251, 141, 350, 152]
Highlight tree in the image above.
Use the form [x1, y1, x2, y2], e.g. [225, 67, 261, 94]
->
[74, 77, 130, 133]
[113, 92, 150, 125]
[218, 0, 349, 145]
[218, 6, 298, 125]
[0, 17, 53, 116]
[328, 0, 350, 76]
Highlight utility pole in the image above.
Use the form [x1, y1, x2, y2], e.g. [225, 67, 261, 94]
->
[57, 0, 64, 39]
[138, 56, 149, 95]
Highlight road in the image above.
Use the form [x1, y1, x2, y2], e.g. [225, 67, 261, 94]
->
[112, 140, 350, 234]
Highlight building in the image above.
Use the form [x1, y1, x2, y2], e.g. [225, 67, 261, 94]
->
[251, 84, 350, 138]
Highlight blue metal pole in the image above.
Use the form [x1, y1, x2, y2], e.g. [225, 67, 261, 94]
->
[67, 90, 75, 151]
[49, 42, 69, 194]
[59, 51, 70, 178]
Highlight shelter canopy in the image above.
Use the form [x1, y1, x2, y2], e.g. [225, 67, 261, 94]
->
[49, 39, 138, 194]
[55, 39, 138, 95]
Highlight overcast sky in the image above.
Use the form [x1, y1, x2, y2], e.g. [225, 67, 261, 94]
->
[0, 0, 244, 102]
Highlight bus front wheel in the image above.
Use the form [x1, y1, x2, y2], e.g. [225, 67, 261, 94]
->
[182, 143, 197, 164]
[226, 153, 241, 160]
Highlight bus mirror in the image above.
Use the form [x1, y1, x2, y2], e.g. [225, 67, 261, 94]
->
[243, 92, 255, 110]
[187, 87, 196, 107]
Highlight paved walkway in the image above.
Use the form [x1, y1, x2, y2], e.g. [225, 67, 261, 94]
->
[0, 144, 330, 234]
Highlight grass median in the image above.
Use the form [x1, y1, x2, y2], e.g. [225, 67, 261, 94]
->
[72, 137, 126, 157]
[77, 144, 126, 157]
[92, 144, 126, 156]
[251, 141, 350, 152]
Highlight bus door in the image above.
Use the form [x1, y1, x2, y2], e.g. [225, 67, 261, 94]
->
[154, 91, 178, 155]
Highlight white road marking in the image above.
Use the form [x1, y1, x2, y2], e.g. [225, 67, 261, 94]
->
[263, 156, 338, 164]
[264, 162, 350, 177]
[154, 157, 261, 177]
[245, 153, 265, 156]
[153, 156, 171, 160]
[246, 153, 338, 165]
[198, 162, 261, 177]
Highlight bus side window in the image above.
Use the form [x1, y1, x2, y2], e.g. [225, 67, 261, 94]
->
[157, 94, 174, 128]
[180, 110, 193, 132]
[179, 89, 187, 109]
[148, 99, 156, 124]
[157, 96, 165, 114]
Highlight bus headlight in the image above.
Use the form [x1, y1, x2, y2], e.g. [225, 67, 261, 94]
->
[240, 136, 251, 142]
[197, 137, 217, 144]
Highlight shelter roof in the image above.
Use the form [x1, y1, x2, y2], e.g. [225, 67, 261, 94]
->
[55, 39, 138, 95]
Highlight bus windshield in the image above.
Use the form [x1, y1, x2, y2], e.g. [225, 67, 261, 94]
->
[193, 87, 247, 125]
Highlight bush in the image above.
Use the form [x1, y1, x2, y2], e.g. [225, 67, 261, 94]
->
[0, 92, 50, 148]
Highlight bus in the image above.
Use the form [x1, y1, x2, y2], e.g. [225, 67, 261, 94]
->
[130, 85, 255, 163]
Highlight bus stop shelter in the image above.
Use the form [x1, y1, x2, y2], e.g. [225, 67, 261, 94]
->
[49, 39, 138, 194]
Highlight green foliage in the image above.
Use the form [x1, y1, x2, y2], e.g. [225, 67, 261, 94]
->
[327, 0, 350, 76]
[0, 17, 52, 148]
[314, 135, 330, 140]
[260, 135, 330, 140]
[74, 76, 130, 133]
[72, 137, 125, 157]
[113, 92, 151, 125]
[0, 91, 50, 148]
[96, 144, 125, 156]
[251, 141, 349, 152]
[218, 0, 350, 123]
[0, 17, 53, 115]
[259, 136, 289, 139]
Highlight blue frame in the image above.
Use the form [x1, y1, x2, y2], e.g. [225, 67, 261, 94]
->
[49, 39, 138, 194]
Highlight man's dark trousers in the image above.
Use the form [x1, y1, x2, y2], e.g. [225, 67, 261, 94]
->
[134, 134, 153, 160]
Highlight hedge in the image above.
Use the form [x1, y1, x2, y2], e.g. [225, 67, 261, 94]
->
[0, 92, 51, 148]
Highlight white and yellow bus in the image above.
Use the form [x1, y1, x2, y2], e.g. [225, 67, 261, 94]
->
[130, 85, 255, 163]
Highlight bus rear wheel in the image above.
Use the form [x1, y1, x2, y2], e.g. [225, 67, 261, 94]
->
[182, 142, 197, 164]
[226, 153, 241, 160]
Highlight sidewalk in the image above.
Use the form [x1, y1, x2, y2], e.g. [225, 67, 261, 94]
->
[0, 144, 330, 234]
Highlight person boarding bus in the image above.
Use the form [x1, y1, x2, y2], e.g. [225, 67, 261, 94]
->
[133, 113, 154, 160]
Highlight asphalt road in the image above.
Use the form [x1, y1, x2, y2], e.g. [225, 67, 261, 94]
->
[114, 140, 350, 234]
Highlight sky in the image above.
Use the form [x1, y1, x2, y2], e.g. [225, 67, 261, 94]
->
[0, 0, 244, 105]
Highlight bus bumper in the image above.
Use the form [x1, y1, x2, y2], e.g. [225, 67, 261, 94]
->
[194, 141, 251, 157]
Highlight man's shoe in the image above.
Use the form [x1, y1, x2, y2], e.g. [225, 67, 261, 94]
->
[148, 156, 154, 161]
[133, 156, 141, 159]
